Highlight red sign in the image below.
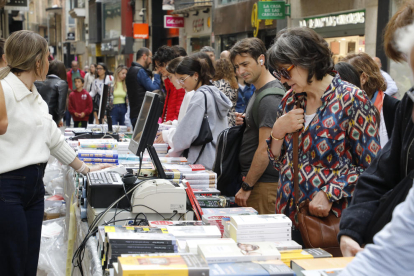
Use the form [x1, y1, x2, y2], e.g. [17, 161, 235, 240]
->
[164, 15, 185, 28]
[133, 23, 149, 39]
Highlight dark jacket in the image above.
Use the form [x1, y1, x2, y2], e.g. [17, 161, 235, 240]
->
[126, 62, 161, 120]
[34, 75, 69, 125]
[383, 94, 400, 137]
[339, 91, 412, 245]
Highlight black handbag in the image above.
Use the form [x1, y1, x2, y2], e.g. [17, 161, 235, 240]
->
[192, 91, 213, 146]
[185, 90, 213, 164]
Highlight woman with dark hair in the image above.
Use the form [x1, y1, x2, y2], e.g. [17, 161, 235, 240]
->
[342, 53, 400, 148]
[34, 60, 69, 126]
[334, 62, 361, 88]
[266, 27, 381, 244]
[213, 58, 239, 126]
[155, 57, 196, 148]
[168, 55, 232, 169]
[90, 62, 114, 124]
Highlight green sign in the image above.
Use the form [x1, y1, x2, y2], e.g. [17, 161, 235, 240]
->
[257, 1, 290, 20]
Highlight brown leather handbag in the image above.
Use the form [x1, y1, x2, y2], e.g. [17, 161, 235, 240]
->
[292, 102, 342, 257]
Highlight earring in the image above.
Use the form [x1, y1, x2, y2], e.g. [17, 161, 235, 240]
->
[195, 78, 198, 81]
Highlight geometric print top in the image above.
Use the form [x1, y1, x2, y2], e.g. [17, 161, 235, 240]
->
[267, 74, 381, 227]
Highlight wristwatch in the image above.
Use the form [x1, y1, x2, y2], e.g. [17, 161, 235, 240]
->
[241, 181, 254, 191]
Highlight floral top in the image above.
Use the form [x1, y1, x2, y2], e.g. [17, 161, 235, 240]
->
[213, 79, 238, 127]
[267, 74, 381, 227]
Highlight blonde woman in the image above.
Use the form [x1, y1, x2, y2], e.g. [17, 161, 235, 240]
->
[111, 65, 128, 125]
[0, 31, 111, 275]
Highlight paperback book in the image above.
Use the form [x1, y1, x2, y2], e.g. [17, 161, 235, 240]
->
[198, 242, 281, 264]
[209, 260, 295, 276]
[230, 214, 292, 230]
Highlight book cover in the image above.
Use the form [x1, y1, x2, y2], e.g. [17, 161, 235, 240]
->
[185, 238, 235, 254]
[272, 241, 302, 252]
[185, 183, 201, 220]
[185, 182, 204, 217]
[166, 225, 221, 239]
[107, 232, 176, 245]
[230, 214, 292, 230]
[209, 260, 295, 276]
[291, 257, 353, 276]
[198, 242, 281, 264]
[117, 254, 209, 276]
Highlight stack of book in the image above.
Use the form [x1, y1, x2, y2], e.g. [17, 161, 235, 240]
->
[164, 167, 217, 189]
[78, 149, 119, 165]
[227, 214, 292, 243]
[201, 207, 258, 237]
[106, 232, 177, 269]
[116, 254, 209, 276]
[198, 242, 281, 264]
[209, 260, 296, 276]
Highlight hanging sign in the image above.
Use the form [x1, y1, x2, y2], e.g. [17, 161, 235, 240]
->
[133, 23, 149, 39]
[164, 15, 184, 28]
[257, 1, 290, 20]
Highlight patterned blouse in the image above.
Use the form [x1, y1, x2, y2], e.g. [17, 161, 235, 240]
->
[267, 74, 381, 227]
[213, 79, 238, 127]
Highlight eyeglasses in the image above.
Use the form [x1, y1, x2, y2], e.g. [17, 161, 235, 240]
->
[96, 67, 104, 71]
[272, 64, 295, 80]
[178, 75, 190, 84]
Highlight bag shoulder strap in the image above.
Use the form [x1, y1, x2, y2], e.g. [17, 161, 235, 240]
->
[252, 87, 285, 126]
[198, 90, 208, 115]
[293, 100, 301, 209]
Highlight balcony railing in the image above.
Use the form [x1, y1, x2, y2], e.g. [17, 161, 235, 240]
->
[172, 0, 213, 14]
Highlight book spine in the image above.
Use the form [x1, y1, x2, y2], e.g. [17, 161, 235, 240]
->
[78, 153, 118, 158]
[111, 249, 176, 255]
[79, 158, 118, 163]
[109, 240, 175, 245]
[184, 174, 217, 180]
[111, 244, 176, 250]
[235, 223, 292, 230]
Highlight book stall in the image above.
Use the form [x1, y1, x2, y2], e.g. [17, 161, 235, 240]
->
[38, 124, 355, 276]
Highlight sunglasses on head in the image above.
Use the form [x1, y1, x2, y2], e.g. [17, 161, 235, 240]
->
[272, 64, 295, 80]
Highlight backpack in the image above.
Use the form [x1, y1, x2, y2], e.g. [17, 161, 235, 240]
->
[214, 87, 285, 196]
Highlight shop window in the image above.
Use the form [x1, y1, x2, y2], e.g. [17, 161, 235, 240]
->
[190, 37, 211, 53]
[324, 36, 365, 64]
[103, 1, 122, 40]
[221, 35, 237, 50]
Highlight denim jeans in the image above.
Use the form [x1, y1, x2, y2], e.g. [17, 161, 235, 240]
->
[130, 117, 137, 130]
[0, 164, 46, 276]
[110, 104, 127, 125]
[64, 110, 72, 127]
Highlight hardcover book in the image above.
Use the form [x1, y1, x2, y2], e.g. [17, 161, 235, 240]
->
[198, 242, 281, 264]
[185, 238, 235, 254]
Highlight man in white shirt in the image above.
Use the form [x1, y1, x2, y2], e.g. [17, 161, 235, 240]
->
[373, 57, 399, 97]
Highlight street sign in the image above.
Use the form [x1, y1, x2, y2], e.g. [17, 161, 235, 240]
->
[164, 15, 184, 28]
[257, 1, 290, 20]
[133, 23, 149, 39]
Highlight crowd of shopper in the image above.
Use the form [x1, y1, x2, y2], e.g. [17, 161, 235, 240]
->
[2, 1, 414, 274]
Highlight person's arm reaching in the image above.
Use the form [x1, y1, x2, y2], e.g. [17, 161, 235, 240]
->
[137, 69, 161, 92]
[236, 126, 272, 206]
[338, 94, 408, 255]
[0, 82, 7, 135]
